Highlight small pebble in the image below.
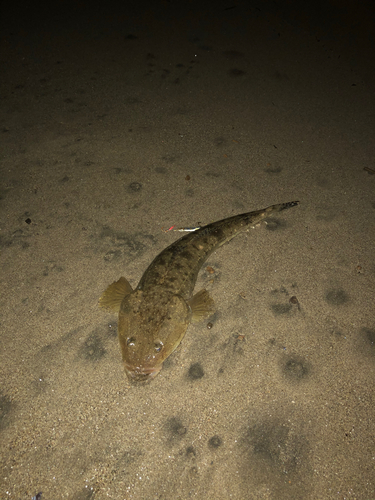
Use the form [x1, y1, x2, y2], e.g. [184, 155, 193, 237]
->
[129, 182, 142, 192]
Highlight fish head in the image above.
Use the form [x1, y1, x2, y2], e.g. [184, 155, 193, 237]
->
[118, 289, 191, 382]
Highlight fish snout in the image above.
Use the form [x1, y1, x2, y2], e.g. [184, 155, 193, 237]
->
[124, 362, 162, 382]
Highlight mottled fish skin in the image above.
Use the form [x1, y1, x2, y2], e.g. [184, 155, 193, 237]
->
[99, 201, 299, 382]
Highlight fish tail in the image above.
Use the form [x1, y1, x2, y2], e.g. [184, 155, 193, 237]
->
[278, 200, 299, 211]
[267, 201, 299, 215]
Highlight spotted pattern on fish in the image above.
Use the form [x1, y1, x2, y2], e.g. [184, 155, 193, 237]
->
[99, 201, 299, 381]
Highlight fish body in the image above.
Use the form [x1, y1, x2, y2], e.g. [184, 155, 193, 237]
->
[99, 201, 299, 381]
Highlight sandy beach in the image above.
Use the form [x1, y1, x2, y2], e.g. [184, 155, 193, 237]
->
[1, 1, 374, 498]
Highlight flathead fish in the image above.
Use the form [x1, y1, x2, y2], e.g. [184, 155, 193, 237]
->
[99, 201, 299, 381]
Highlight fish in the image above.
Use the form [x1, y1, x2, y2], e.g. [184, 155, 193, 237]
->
[99, 201, 299, 382]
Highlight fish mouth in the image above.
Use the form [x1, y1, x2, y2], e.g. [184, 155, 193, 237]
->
[124, 362, 162, 382]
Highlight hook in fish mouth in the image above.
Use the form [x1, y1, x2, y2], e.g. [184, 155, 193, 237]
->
[124, 362, 162, 382]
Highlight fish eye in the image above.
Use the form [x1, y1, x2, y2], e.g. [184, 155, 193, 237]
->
[127, 337, 136, 346]
[154, 341, 164, 352]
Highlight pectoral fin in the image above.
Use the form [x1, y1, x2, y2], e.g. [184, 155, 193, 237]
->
[188, 289, 215, 323]
[99, 277, 133, 313]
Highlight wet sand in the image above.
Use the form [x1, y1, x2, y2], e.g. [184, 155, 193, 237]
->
[1, 1, 374, 499]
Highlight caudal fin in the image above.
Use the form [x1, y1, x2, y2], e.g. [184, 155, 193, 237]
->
[265, 201, 299, 215]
